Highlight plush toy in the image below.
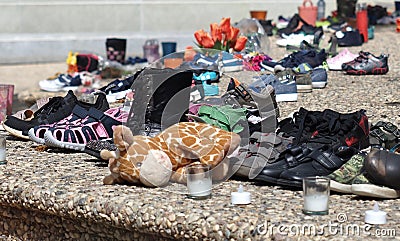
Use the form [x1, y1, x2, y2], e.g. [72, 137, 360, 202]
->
[101, 122, 241, 187]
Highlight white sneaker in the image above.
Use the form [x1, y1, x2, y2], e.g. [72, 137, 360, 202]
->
[276, 34, 314, 47]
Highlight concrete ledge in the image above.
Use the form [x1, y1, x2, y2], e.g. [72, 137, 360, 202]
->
[0, 32, 195, 64]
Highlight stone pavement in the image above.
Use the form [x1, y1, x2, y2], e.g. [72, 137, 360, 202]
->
[0, 25, 399, 240]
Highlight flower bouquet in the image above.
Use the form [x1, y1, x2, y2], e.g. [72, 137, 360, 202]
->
[194, 17, 247, 53]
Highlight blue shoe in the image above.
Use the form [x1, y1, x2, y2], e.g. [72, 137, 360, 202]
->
[39, 73, 82, 92]
[220, 52, 243, 72]
[193, 71, 218, 82]
[202, 82, 219, 96]
[190, 53, 219, 71]
[293, 63, 328, 89]
[250, 74, 297, 102]
[311, 67, 328, 89]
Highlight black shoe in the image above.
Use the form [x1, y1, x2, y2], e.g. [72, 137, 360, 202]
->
[3, 91, 109, 139]
[276, 144, 359, 187]
[255, 108, 370, 187]
[259, 20, 273, 36]
[277, 14, 302, 37]
[84, 139, 117, 160]
[127, 67, 193, 135]
[336, 29, 363, 47]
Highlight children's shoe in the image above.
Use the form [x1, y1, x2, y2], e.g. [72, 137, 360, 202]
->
[293, 63, 328, 89]
[344, 52, 389, 75]
[276, 33, 314, 48]
[84, 139, 117, 160]
[3, 91, 109, 139]
[28, 104, 107, 144]
[250, 73, 297, 102]
[310, 67, 328, 89]
[220, 52, 243, 72]
[44, 107, 128, 151]
[326, 48, 358, 70]
[39, 73, 82, 92]
[99, 68, 143, 103]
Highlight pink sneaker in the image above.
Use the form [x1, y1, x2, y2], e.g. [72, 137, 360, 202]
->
[326, 48, 358, 70]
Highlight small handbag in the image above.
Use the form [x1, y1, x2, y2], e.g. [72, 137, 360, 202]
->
[298, 0, 318, 26]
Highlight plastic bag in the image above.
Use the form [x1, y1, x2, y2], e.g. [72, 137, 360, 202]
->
[234, 18, 270, 54]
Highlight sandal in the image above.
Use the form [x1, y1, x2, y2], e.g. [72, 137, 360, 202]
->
[28, 105, 92, 144]
[369, 121, 400, 150]
[44, 107, 128, 151]
[233, 132, 293, 179]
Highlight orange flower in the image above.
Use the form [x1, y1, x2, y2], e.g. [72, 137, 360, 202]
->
[210, 23, 223, 42]
[226, 26, 240, 41]
[233, 36, 247, 51]
[219, 17, 231, 34]
[194, 29, 215, 48]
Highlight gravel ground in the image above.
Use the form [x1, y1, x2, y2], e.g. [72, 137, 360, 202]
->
[0, 25, 400, 240]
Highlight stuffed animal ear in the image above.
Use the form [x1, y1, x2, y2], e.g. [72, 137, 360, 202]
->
[113, 125, 135, 151]
[139, 150, 173, 187]
[100, 149, 118, 160]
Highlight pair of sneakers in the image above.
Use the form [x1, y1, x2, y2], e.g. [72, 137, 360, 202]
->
[3, 91, 126, 151]
[191, 51, 243, 73]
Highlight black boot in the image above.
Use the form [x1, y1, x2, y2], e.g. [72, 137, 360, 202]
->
[127, 67, 193, 136]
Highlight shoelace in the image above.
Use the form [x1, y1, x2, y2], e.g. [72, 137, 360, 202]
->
[33, 97, 64, 119]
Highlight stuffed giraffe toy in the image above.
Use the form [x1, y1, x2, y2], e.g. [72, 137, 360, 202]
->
[102, 122, 241, 187]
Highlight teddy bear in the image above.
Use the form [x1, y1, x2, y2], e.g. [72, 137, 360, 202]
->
[101, 122, 241, 187]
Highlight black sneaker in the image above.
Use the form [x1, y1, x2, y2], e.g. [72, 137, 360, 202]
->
[264, 49, 327, 72]
[3, 91, 109, 139]
[336, 29, 363, 47]
[98, 68, 144, 102]
[255, 108, 370, 187]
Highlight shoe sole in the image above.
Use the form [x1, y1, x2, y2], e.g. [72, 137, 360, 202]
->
[44, 130, 85, 151]
[277, 178, 302, 188]
[276, 93, 298, 102]
[40, 85, 80, 92]
[222, 66, 243, 73]
[330, 180, 352, 193]
[346, 67, 388, 75]
[2, 123, 29, 140]
[253, 174, 279, 185]
[28, 128, 45, 144]
[296, 85, 313, 93]
[312, 82, 327, 88]
[351, 184, 400, 198]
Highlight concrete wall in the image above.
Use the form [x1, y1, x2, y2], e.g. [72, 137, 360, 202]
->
[0, 0, 395, 64]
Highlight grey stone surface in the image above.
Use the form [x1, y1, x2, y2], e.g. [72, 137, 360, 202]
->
[0, 25, 400, 240]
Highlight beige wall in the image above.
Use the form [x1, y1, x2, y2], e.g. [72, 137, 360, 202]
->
[0, 0, 396, 63]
